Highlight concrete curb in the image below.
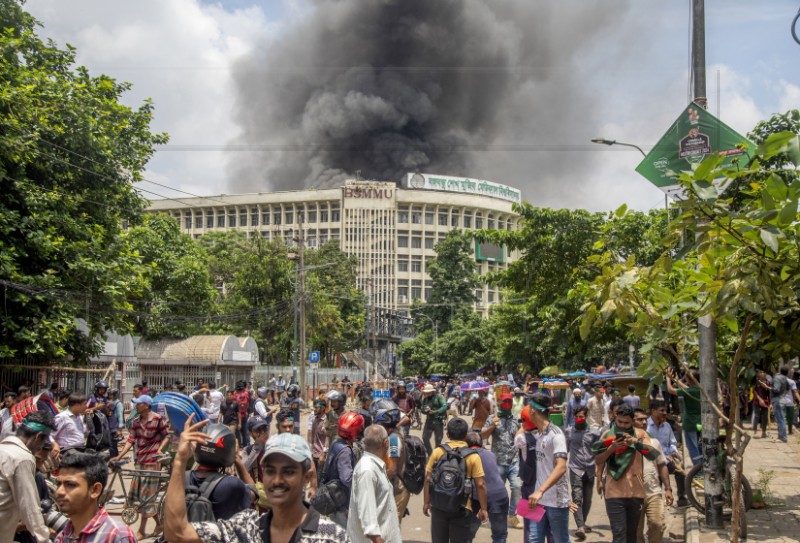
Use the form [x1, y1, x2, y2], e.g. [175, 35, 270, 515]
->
[684, 507, 701, 543]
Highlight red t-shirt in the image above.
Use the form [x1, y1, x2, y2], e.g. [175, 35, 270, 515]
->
[234, 391, 250, 418]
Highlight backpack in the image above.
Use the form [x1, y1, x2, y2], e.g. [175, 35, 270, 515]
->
[184, 472, 225, 523]
[429, 444, 476, 512]
[86, 411, 112, 451]
[401, 435, 427, 495]
[310, 439, 351, 515]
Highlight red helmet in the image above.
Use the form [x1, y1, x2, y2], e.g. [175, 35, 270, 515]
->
[338, 411, 365, 441]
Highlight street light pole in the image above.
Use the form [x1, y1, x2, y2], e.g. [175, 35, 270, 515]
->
[591, 138, 668, 212]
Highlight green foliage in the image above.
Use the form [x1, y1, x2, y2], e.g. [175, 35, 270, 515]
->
[581, 128, 800, 377]
[0, 0, 167, 362]
[122, 215, 216, 338]
[478, 205, 666, 372]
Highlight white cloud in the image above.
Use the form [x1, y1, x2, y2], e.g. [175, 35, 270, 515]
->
[25, 0, 278, 197]
[778, 81, 800, 113]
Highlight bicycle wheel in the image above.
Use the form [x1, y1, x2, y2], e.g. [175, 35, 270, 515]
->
[686, 463, 752, 519]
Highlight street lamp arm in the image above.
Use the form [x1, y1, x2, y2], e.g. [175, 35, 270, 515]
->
[591, 138, 646, 157]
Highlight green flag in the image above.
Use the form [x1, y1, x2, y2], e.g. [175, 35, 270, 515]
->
[636, 102, 753, 199]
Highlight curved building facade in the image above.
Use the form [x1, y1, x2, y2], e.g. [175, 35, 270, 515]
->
[147, 174, 522, 315]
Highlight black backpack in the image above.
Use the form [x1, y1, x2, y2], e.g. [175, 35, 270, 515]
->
[85, 411, 112, 452]
[184, 472, 225, 523]
[310, 439, 351, 515]
[401, 435, 427, 495]
[429, 444, 476, 512]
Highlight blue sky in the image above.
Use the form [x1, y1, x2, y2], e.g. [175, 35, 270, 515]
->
[23, 0, 800, 211]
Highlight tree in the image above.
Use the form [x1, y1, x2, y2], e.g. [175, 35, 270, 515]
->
[423, 230, 478, 333]
[580, 129, 800, 543]
[0, 1, 167, 361]
[122, 214, 216, 338]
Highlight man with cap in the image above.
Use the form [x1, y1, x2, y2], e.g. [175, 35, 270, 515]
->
[480, 392, 523, 530]
[420, 383, 447, 456]
[241, 415, 271, 512]
[112, 393, 169, 540]
[308, 398, 329, 472]
[511, 388, 526, 418]
[526, 393, 571, 543]
[0, 410, 55, 543]
[565, 387, 587, 429]
[165, 418, 351, 543]
[391, 381, 416, 438]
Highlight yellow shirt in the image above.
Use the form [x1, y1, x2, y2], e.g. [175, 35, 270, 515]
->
[425, 440, 485, 510]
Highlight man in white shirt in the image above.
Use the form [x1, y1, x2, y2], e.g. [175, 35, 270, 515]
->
[53, 393, 88, 453]
[0, 410, 55, 543]
[202, 382, 224, 422]
[347, 425, 402, 543]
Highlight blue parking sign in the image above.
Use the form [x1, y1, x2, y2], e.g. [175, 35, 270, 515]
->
[309, 351, 320, 363]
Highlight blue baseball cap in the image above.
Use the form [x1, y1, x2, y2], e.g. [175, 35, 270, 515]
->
[263, 433, 312, 463]
[132, 395, 153, 405]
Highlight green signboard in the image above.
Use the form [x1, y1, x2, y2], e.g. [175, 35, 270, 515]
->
[635, 102, 753, 199]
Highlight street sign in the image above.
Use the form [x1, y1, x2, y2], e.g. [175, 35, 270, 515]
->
[309, 351, 320, 364]
[636, 102, 753, 200]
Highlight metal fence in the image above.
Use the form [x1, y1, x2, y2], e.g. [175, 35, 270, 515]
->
[252, 366, 364, 386]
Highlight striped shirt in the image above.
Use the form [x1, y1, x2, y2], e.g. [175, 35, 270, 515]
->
[54, 507, 135, 543]
[127, 412, 168, 465]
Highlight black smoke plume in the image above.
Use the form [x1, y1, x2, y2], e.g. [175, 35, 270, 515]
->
[228, 0, 634, 195]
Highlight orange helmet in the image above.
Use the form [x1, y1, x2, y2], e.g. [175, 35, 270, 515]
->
[520, 405, 537, 432]
[338, 411, 365, 441]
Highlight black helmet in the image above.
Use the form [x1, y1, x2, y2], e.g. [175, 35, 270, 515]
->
[370, 399, 402, 428]
[327, 390, 346, 410]
[350, 408, 372, 436]
[108, 388, 119, 397]
[194, 423, 237, 469]
[95, 380, 108, 390]
[287, 384, 299, 396]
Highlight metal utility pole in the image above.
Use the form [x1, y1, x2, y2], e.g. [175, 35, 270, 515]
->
[692, 0, 723, 528]
[298, 211, 307, 395]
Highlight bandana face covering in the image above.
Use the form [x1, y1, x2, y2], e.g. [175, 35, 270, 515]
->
[574, 417, 587, 430]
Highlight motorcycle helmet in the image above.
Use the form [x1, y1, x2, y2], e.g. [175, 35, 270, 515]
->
[95, 380, 108, 391]
[194, 423, 237, 469]
[257, 386, 268, 399]
[338, 411, 366, 442]
[108, 388, 119, 398]
[327, 390, 346, 410]
[350, 408, 372, 432]
[287, 384, 299, 396]
[370, 399, 402, 428]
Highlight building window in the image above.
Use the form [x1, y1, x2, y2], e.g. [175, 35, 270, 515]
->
[273, 208, 282, 225]
[184, 215, 192, 229]
[239, 212, 247, 227]
[331, 228, 340, 240]
[451, 214, 459, 227]
[411, 260, 422, 272]
[475, 213, 483, 229]
[262, 210, 270, 225]
[398, 236, 409, 248]
[411, 237, 421, 249]
[438, 213, 448, 226]
[398, 261, 408, 272]
[308, 209, 317, 223]
[194, 215, 203, 229]
[217, 213, 225, 227]
[398, 207, 409, 223]
[251, 208, 259, 226]
[463, 215, 472, 228]
[425, 237, 434, 249]
[320, 231, 329, 244]
[425, 213, 434, 225]
[411, 287, 422, 300]
[398, 286, 409, 298]
[320, 207, 329, 222]
[331, 208, 340, 222]
[488, 216, 495, 230]
[425, 288, 432, 300]
[488, 291, 495, 303]
[228, 212, 236, 228]
[206, 211, 214, 228]
[412, 211, 421, 224]
[285, 210, 293, 224]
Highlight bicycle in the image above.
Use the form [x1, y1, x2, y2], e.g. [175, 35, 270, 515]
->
[685, 432, 753, 536]
[101, 455, 172, 526]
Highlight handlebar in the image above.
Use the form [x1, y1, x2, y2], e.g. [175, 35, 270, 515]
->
[109, 459, 130, 469]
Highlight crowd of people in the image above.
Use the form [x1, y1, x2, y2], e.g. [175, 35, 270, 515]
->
[0, 364, 798, 543]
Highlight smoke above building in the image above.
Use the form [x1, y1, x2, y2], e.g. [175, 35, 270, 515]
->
[227, 0, 635, 196]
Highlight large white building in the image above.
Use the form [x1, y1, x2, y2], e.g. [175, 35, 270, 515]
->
[147, 173, 522, 315]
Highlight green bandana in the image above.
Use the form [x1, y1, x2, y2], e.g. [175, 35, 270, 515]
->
[22, 421, 52, 435]
[592, 425, 636, 480]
